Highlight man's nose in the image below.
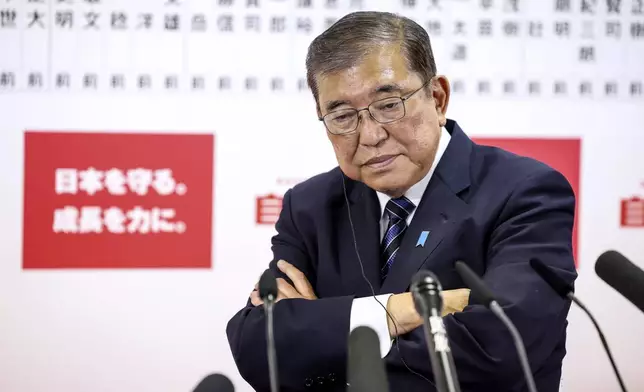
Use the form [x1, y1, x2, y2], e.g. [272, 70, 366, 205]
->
[357, 111, 387, 146]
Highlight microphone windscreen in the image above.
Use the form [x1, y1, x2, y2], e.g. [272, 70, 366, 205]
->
[258, 268, 278, 300]
[192, 373, 235, 392]
[348, 326, 388, 392]
[410, 269, 443, 315]
[530, 258, 573, 298]
[454, 260, 495, 307]
[595, 250, 644, 313]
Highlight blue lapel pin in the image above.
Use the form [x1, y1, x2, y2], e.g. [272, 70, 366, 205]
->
[416, 231, 430, 247]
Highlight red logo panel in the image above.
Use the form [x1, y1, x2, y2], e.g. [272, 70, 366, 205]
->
[472, 138, 581, 264]
[23, 131, 214, 269]
[621, 197, 644, 227]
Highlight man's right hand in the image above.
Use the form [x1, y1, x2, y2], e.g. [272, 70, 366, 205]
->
[386, 289, 470, 338]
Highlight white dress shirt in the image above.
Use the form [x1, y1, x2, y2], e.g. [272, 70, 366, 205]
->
[348, 126, 452, 357]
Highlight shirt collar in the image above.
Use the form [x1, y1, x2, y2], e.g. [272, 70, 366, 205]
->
[376, 126, 451, 218]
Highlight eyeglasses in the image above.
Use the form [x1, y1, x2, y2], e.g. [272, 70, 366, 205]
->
[319, 80, 430, 135]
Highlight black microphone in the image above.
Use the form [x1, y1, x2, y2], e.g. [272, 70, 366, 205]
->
[347, 326, 389, 392]
[258, 268, 279, 392]
[192, 373, 235, 392]
[529, 258, 628, 392]
[595, 250, 644, 314]
[455, 261, 537, 392]
[411, 270, 461, 392]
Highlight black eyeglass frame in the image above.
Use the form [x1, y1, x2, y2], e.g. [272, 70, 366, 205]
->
[318, 79, 432, 135]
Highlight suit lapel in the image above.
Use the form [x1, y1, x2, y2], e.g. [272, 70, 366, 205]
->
[379, 176, 469, 293]
[380, 119, 474, 294]
[338, 179, 382, 296]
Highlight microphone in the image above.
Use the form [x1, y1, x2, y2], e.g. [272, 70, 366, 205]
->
[410, 270, 461, 392]
[455, 261, 537, 392]
[529, 258, 628, 392]
[595, 250, 644, 314]
[347, 326, 389, 392]
[258, 268, 279, 392]
[192, 373, 235, 392]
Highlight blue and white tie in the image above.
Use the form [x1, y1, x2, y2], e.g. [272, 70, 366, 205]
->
[381, 196, 416, 281]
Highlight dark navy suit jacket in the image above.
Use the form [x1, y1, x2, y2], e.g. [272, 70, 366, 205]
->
[226, 119, 577, 392]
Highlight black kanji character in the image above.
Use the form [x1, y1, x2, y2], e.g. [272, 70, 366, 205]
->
[581, 0, 596, 13]
[605, 82, 618, 96]
[0, 9, 16, 28]
[111, 12, 127, 29]
[192, 76, 205, 90]
[555, 0, 571, 11]
[529, 21, 543, 37]
[138, 13, 152, 29]
[606, 21, 621, 37]
[165, 14, 179, 30]
[28, 72, 43, 87]
[271, 78, 284, 91]
[503, 21, 519, 36]
[218, 15, 233, 31]
[83, 73, 97, 88]
[555, 21, 570, 36]
[271, 16, 285, 33]
[297, 17, 312, 33]
[579, 81, 592, 95]
[165, 75, 178, 89]
[452, 44, 467, 60]
[27, 10, 45, 28]
[111, 74, 124, 89]
[84, 12, 99, 29]
[192, 14, 206, 31]
[56, 11, 73, 28]
[607, 0, 621, 13]
[554, 81, 567, 95]
[56, 73, 70, 88]
[219, 76, 231, 90]
[246, 15, 259, 31]
[0, 72, 15, 88]
[528, 81, 540, 95]
[138, 75, 151, 89]
[245, 77, 257, 90]
[478, 81, 490, 94]
[579, 46, 595, 61]
[480, 20, 492, 36]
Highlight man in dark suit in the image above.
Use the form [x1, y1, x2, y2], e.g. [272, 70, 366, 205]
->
[227, 11, 577, 392]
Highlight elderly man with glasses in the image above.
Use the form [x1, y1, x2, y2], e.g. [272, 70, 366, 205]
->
[227, 11, 576, 392]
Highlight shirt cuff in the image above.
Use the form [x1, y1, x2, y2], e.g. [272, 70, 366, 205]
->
[349, 293, 394, 358]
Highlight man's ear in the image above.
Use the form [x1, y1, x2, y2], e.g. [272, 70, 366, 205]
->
[431, 75, 450, 127]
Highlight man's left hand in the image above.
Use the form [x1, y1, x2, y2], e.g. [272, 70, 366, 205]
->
[250, 260, 318, 306]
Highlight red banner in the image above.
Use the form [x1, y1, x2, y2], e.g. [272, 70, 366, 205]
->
[23, 131, 214, 269]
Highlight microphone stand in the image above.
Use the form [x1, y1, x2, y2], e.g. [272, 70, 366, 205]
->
[419, 306, 461, 392]
[264, 293, 279, 392]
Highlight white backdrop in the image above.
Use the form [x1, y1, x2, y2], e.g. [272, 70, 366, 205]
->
[1, 0, 644, 391]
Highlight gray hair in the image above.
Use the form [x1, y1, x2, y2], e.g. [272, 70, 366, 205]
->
[305, 11, 437, 105]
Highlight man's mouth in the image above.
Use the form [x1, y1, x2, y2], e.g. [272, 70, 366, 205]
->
[364, 155, 398, 168]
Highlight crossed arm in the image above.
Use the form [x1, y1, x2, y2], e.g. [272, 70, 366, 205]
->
[250, 259, 470, 338]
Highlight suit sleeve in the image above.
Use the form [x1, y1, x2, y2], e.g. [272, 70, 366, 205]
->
[226, 189, 354, 392]
[395, 167, 577, 391]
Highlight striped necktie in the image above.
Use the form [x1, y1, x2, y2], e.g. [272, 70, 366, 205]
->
[380, 196, 416, 281]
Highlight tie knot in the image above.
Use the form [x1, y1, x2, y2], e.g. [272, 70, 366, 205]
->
[385, 196, 415, 222]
